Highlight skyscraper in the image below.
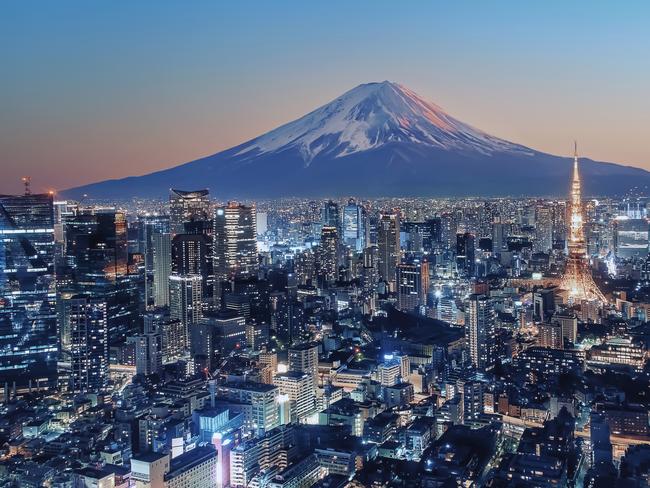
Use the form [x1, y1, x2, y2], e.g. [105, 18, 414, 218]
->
[169, 189, 210, 236]
[172, 233, 210, 296]
[213, 203, 258, 304]
[322, 200, 340, 232]
[456, 232, 476, 277]
[319, 226, 338, 285]
[152, 232, 171, 308]
[66, 296, 109, 394]
[377, 213, 400, 290]
[169, 273, 203, 350]
[466, 294, 496, 371]
[288, 342, 319, 386]
[138, 214, 170, 307]
[396, 261, 429, 312]
[343, 198, 365, 252]
[0, 193, 58, 392]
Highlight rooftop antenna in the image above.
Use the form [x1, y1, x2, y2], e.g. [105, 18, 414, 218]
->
[22, 176, 31, 196]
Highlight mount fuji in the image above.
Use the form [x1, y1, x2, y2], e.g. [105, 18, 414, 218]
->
[64, 81, 650, 198]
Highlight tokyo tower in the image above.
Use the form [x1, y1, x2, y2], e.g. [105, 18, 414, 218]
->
[559, 142, 606, 304]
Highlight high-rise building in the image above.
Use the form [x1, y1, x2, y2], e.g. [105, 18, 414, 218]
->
[614, 217, 649, 259]
[60, 208, 141, 346]
[319, 226, 338, 284]
[288, 342, 319, 386]
[491, 220, 511, 254]
[343, 198, 365, 252]
[0, 193, 58, 392]
[456, 233, 476, 276]
[534, 206, 553, 253]
[538, 322, 563, 349]
[396, 261, 429, 312]
[214, 203, 258, 304]
[273, 371, 316, 422]
[169, 188, 210, 236]
[138, 214, 170, 306]
[129, 331, 163, 376]
[66, 296, 109, 394]
[466, 294, 496, 371]
[216, 382, 280, 437]
[169, 274, 203, 349]
[152, 232, 171, 308]
[552, 312, 578, 345]
[377, 213, 400, 289]
[172, 233, 210, 295]
[322, 200, 340, 232]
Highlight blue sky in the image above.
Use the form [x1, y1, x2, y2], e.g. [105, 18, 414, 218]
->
[1, 1, 649, 192]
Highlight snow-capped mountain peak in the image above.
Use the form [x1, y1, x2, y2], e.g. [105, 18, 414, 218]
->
[236, 81, 527, 164]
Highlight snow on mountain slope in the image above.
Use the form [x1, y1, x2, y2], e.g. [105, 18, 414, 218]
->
[235, 81, 531, 164]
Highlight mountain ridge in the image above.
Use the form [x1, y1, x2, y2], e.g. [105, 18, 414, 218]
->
[63, 81, 650, 198]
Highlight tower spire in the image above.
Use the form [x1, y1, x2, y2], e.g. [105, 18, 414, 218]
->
[560, 142, 606, 304]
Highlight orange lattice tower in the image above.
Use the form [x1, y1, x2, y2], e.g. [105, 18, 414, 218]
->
[559, 142, 606, 304]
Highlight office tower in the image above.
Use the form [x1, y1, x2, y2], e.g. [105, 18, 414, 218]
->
[377, 213, 400, 289]
[53, 199, 78, 243]
[396, 261, 429, 312]
[214, 203, 258, 304]
[424, 218, 442, 251]
[169, 274, 203, 349]
[294, 249, 316, 286]
[130, 332, 163, 376]
[216, 382, 280, 437]
[322, 200, 340, 231]
[440, 213, 457, 250]
[614, 218, 649, 259]
[139, 214, 170, 306]
[152, 232, 171, 307]
[491, 220, 511, 254]
[160, 318, 185, 362]
[378, 360, 402, 387]
[169, 188, 210, 235]
[466, 294, 496, 371]
[64, 208, 129, 282]
[0, 193, 58, 392]
[343, 198, 365, 252]
[456, 232, 475, 276]
[172, 233, 210, 294]
[319, 226, 338, 284]
[560, 144, 606, 303]
[360, 245, 379, 287]
[288, 342, 319, 386]
[552, 312, 577, 345]
[534, 205, 553, 253]
[60, 207, 141, 344]
[66, 296, 109, 394]
[273, 371, 316, 422]
[538, 322, 563, 349]
[256, 212, 268, 235]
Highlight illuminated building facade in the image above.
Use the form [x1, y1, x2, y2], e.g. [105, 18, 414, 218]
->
[0, 193, 57, 391]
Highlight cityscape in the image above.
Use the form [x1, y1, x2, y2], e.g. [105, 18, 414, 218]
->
[2, 2, 650, 488]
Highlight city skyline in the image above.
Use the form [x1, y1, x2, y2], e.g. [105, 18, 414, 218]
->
[3, 1, 650, 193]
[1, 4, 649, 487]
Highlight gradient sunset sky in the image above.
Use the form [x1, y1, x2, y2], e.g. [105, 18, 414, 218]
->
[2, 1, 650, 194]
